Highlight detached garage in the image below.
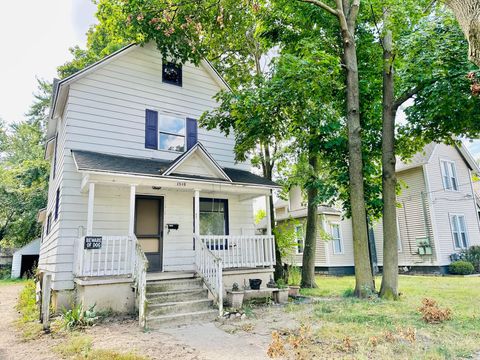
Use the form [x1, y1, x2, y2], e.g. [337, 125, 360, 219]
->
[11, 238, 40, 278]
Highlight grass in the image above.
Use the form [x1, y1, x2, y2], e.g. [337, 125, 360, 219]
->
[15, 279, 43, 340]
[55, 334, 148, 360]
[292, 275, 480, 359]
[0, 278, 27, 286]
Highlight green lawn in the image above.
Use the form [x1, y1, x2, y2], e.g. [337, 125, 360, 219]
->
[294, 275, 480, 359]
[0, 278, 27, 286]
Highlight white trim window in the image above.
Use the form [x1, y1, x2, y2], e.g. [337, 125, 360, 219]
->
[294, 225, 304, 254]
[159, 114, 186, 152]
[440, 159, 458, 191]
[449, 214, 469, 249]
[331, 223, 343, 254]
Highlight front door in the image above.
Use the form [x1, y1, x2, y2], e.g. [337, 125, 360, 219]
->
[135, 196, 164, 272]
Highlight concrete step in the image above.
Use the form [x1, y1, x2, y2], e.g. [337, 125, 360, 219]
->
[146, 288, 209, 303]
[147, 309, 218, 329]
[146, 278, 204, 293]
[147, 298, 213, 317]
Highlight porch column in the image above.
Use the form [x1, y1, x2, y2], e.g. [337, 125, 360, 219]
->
[129, 185, 136, 237]
[86, 183, 95, 236]
[194, 189, 200, 238]
[265, 193, 272, 236]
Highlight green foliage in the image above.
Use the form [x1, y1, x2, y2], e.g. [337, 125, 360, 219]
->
[15, 280, 43, 340]
[273, 219, 300, 260]
[0, 78, 50, 248]
[462, 246, 480, 273]
[61, 303, 99, 330]
[276, 278, 288, 289]
[0, 267, 11, 279]
[449, 260, 475, 275]
[288, 266, 301, 286]
[254, 209, 266, 224]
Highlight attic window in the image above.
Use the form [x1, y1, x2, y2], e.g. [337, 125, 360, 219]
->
[162, 62, 182, 86]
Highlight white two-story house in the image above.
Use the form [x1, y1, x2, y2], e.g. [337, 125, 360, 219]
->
[38, 43, 279, 327]
[274, 142, 480, 275]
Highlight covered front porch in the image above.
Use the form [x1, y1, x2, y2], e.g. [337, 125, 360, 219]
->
[70, 146, 278, 319]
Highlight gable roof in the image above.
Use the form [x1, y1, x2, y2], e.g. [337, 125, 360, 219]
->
[72, 150, 280, 188]
[163, 142, 232, 181]
[396, 142, 480, 175]
[46, 43, 231, 139]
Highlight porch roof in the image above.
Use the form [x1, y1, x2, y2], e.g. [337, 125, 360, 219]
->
[72, 150, 280, 188]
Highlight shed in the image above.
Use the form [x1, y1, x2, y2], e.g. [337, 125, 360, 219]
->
[11, 238, 40, 278]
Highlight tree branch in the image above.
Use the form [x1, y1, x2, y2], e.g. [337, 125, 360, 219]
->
[393, 86, 421, 110]
[347, 0, 360, 29]
[298, 0, 338, 17]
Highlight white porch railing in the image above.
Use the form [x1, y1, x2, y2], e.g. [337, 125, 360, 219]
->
[195, 235, 223, 316]
[133, 236, 148, 328]
[200, 235, 276, 269]
[74, 235, 135, 277]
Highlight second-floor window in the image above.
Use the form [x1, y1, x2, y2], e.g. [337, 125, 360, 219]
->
[450, 214, 468, 249]
[440, 159, 458, 191]
[159, 114, 185, 152]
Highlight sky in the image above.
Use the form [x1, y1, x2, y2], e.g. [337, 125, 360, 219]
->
[0, 1, 479, 159]
[0, 0, 96, 125]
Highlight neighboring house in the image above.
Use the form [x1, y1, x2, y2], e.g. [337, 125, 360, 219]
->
[11, 238, 40, 278]
[274, 143, 480, 274]
[37, 42, 279, 326]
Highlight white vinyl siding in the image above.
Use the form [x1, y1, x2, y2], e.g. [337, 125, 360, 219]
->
[331, 223, 343, 254]
[449, 214, 469, 249]
[440, 159, 458, 191]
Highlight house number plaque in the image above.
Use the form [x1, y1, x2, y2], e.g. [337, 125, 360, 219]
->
[84, 236, 102, 250]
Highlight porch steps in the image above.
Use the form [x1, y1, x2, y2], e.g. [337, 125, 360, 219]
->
[145, 275, 217, 328]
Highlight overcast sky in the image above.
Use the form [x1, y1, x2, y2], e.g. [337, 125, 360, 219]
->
[0, 0, 96, 125]
[0, 1, 479, 159]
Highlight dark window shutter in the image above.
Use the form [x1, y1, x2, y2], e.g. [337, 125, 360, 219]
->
[54, 188, 60, 220]
[186, 118, 198, 150]
[145, 109, 158, 149]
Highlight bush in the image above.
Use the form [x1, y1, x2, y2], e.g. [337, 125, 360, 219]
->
[449, 260, 475, 275]
[288, 266, 301, 286]
[462, 246, 480, 273]
[61, 303, 99, 330]
[0, 267, 11, 279]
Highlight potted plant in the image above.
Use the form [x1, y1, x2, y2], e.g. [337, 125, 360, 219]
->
[226, 283, 244, 308]
[273, 279, 289, 304]
[288, 266, 301, 297]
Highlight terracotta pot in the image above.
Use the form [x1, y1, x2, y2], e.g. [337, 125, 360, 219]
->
[288, 285, 300, 297]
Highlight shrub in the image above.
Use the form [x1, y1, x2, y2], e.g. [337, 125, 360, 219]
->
[61, 303, 99, 330]
[449, 260, 475, 275]
[288, 266, 301, 286]
[462, 246, 480, 273]
[418, 298, 452, 324]
[0, 267, 11, 279]
[15, 280, 43, 339]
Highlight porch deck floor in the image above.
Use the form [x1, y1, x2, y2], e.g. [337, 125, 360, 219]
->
[146, 271, 196, 281]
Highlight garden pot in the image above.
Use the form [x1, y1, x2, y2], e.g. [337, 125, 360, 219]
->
[226, 291, 244, 308]
[249, 278, 262, 290]
[288, 285, 300, 297]
[274, 289, 289, 304]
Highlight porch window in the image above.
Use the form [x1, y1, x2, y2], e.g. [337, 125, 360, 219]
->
[159, 114, 185, 152]
[440, 160, 458, 191]
[295, 225, 304, 254]
[449, 214, 469, 249]
[200, 198, 229, 235]
[331, 223, 343, 254]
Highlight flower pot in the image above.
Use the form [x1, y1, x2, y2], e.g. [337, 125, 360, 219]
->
[249, 278, 262, 290]
[226, 291, 244, 308]
[274, 288, 289, 304]
[288, 285, 300, 297]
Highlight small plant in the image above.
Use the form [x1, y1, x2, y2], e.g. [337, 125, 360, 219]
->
[276, 278, 288, 289]
[418, 298, 452, 324]
[462, 245, 480, 273]
[288, 266, 301, 286]
[61, 303, 99, 330]
[232, 282, 240, 291]
[15, 279, 42, 339]
[449, 260, 475, 275]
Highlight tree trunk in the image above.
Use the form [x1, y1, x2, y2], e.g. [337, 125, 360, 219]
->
[379, 30, 399, 300]
[301, 153, 319, 288]
[262, 144, 284, 281]
[444, 0, 480, 67]
[339, 5, 375, 298]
